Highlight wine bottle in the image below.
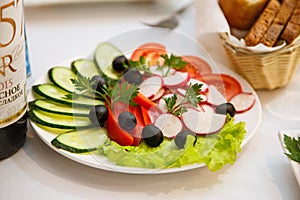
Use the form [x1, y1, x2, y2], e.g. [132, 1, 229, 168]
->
[0, 0, 28, 159]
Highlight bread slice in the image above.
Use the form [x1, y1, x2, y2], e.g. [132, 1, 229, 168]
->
[219, 0, 269, 30]
[244, 0, 281, 46]
[261, 0, 296, 47]
[280, 0, 300, 44]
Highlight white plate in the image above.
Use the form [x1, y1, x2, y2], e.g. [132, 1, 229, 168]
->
[278, 130, 300, 186]
[29, 28, 262, 174]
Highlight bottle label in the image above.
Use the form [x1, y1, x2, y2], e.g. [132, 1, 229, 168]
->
[0, 0, 27, 128]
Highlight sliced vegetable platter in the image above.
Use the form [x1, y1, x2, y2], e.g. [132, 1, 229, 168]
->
[29, 35, 262, 174]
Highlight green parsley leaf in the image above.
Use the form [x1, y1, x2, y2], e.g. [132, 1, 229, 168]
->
[68, 75, 140, 106]
[161, 54, 187, 70]
[284, 134, 300, 163]
[71, 76, 92, 93]
[128, 56, 151, 73]
[185, 83, 203, 107]
[162, 83, 202, 116]
[173, 106, 187, 116]
[111, 82, 139, 106]
[162, 94, 177, 113]
[68, 76, 111, 105]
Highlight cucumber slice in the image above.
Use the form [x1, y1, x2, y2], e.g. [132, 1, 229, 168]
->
[29, 99, 90, 117]
[48, 66, 77, 93]
[51, 128, 108, 153]
[30, 108, 93, 129]
[48, 66, 98, 99]
[71, 59, 100, 78]
[32, 84, 104, 107]
[94, 42, 123, 80]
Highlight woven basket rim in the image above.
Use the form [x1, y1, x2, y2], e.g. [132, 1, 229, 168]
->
[220, 32, 300, 90]
[219, 32, 300, 56]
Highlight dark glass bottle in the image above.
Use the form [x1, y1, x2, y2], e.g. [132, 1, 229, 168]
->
[0, 0, 28, 160]
[0, 113, 27, 159]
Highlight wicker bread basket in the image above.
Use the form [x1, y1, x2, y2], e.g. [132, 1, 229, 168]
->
[219, 32, 300, 90]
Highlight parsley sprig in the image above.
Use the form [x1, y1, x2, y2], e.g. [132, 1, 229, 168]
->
[283, 134, 300, 163]
[66, 76, 111, 103]
[161, 54, 187, 70]
[128, 56, 151, 74]
[67, 75, 139, 106]
[160, 54, 187, 77]
[111, 82, 139, 106]
[128, 54, 187, 77]
[163, 83, 203, 116]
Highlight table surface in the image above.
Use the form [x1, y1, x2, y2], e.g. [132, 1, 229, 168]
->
[1, 1, 300, 199]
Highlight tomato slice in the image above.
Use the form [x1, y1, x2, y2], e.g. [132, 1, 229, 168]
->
[199, 73, 242, 101]
[130, 43, 167, 65]
[180, 55, 212, 78]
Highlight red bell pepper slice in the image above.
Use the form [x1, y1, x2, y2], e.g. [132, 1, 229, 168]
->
[133, 93, 157, 110]
[106, 107, 134, 146]
[140, 106, 152, 126]
[128, 106, 144, 146]
[112, 101, 129, 117]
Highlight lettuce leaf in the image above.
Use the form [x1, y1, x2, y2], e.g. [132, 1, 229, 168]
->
[98, 117, 246, 171]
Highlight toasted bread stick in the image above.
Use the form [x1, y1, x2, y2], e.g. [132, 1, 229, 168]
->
[261, 0, 296, 47]
[245, 0, 281, 46]
[281, 0, 300, 44]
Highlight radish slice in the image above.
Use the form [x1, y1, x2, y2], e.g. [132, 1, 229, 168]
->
[182, 110, 226, 135]
[182, 102, 202, 111]
[149, 66, 175, 77]
[188, 78, 208, 93]
[163, 72, 190, 88]
[150, 87, 165, 101]
[201, 104, 215, 113]
[176, 88, 186, 96]
[154, 113, 183, 138]
[206, 85, 227, 106]
[184, 106, 204, 112]
[147, 106, 163, 123]
[158, 93, 184, 113]
[229, 92, 255, 113]
[139, 76, 162, 99]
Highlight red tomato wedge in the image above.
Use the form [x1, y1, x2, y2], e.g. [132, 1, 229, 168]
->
[180, 55, 212, 78]
[106, 107, 134, 146]
[199, 74, 243, 101]
[130, 43, 166, 65]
